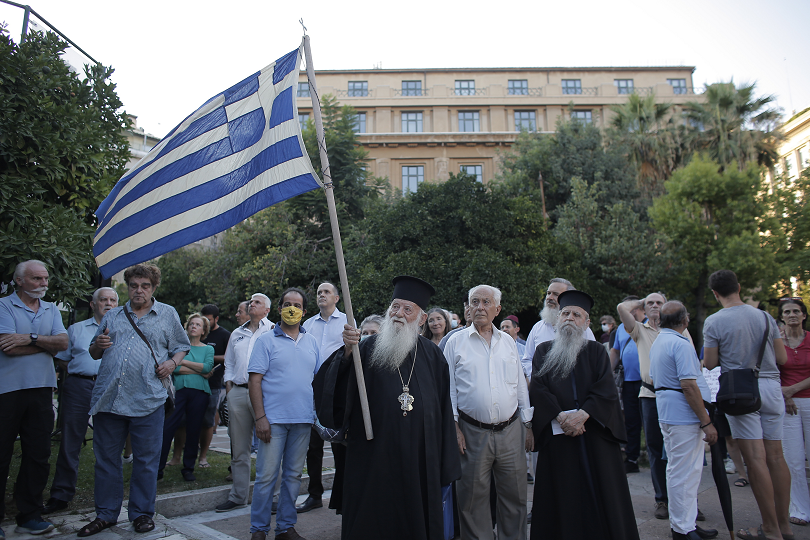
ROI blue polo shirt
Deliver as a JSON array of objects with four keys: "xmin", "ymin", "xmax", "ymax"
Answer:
[
  {"xmin": 650, "ymin": 328, "xmax": 710, "ymax": 425},
  {"xmin": 247, "ymin": 323, "xmax": 321, "ymax": 424},
  {"xmin": 0, "ymin": 292, "xmax": 66, "ymax": 394},
  {"xmin": 56, "ymin": 318, "xmax": 102, "ymax": 377}
]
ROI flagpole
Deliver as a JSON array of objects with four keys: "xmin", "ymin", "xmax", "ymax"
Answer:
[{"xmin": 303, "ymin": 35, "xmax": 373, "ymax": 440}]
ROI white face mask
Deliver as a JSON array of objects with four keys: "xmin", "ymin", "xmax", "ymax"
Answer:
[
  {"xmin": 450, "ymin": 319, "xmax": 458, "ymax": 329},
  {"xmin": 601, "ymin": 324, "xmax": 610, "ymax": 332}
]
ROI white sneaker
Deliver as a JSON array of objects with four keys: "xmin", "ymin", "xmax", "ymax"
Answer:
[
  {"xmin": 123, "ymin": 454, "xmax": 133, "ymax": 464},
  {"xmin": 724, "ymin": 459, "xmax": 736, "ymax": 474}
]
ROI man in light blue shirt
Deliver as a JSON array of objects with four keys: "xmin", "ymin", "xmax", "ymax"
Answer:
[
  {"xmin": 650, "ymin": 301, "xmax": 717, "ymax": 540},
  {"xmin": 248, "ymin": 288, "xmax": 321, "ymax": 540},
  {"xmin": 299, "ymin": 282, "xmax": 346, "ymax": 513},
  {"xmin": 43, "ymin": 288, "xmax": 119, "ymax": 515},
  {"xmin": 0, "ymin": 260, "xmax": 68, "ymax": 536}
]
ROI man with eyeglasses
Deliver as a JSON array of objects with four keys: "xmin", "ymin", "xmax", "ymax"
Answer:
[
  {"xmin": 444, "ymin": 284, "xmax": 533, "ymax": 540},
  {"xmin": 315, "ymin": 276, "xmax": 460, "ymax": 540}
]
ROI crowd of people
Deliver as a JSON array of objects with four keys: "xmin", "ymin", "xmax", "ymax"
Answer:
[{"xmin": 0, "ymin": 259, "xmax": 808, "ymax": 540}]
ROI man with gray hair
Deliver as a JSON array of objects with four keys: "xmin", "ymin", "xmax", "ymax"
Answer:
[
  {"xmin": 521, "ymin": 278, "xmax": 595, "ymax": 379},
  {"xmin": 217, "ymin": 293, "xmax": 274, "ymax": 512},
  {"xmin": 445, "ymin": 284, "xmax": 533, "ymax": 540},
  {"xmin": 0, "ymin": 260, "xmax": 68, "ymax": 535},
  {"xmin": 43, "ymin": 288, "xmax": 119, "ymax": 515}
]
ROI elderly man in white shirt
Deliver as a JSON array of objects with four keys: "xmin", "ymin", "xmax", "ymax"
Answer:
[
  {"xmin": 444, "ymin": 284, "xmax": 534, "ymax": 540},
  {"xmin": 216, "ymin": 293, "xmax": 274, "ymax": 512}
]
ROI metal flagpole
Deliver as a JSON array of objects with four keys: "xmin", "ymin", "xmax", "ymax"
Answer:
[{"xmin": 302, "ymin": 34, "xmax": 374, "ymax": 440}]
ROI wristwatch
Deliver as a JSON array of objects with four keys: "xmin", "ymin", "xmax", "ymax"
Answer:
[
  {"xmin": 523, "ymin": 421, "xmax": 533, "ymax": 428},
  {"xmin": 30, "ymin": 333, "xmax": 38, "ymax": 345}
]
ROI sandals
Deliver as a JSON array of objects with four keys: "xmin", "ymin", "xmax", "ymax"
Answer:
[
  {"xmin": 198, "ymin": 460, "xmax": 211, "ymax": 468},
  {"xmin": 133, "ymin": 515, "xmax": 155, "ymax": 533},
  {"xmin": 77, "ymin": 518, "xmax": 117, "ymax": 537},
  {"xmin": 736, "ymin": 525, "xmax": 788, "ymax": 540},
  {"xmin": 735, "ymin": 477, "xmax": 750, "ymax": 487},
  {"xmin": 790, "ymin": 516, "xmax": 808, "ymax": 526}
]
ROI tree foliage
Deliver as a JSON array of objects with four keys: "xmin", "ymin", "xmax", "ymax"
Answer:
[{"xmin": 0, "ymin": 27, "xmax": 130, "ymax": 304}]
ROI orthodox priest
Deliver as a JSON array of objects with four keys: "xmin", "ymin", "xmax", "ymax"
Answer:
[
  {"xmin": 314, "ymin": 276, "xmax": 460, "ymax": 540},
  {"xmin": 530, "ymin": 290, "xmax": 639, "ymax": 540}
]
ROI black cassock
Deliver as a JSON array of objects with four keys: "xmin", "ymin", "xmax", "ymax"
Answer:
[
  {"xmin": 530, "ymin": 340, "xmax": 640, "ymax": 540},
  {"xmin": 314, "ymin": 334, "xmax": 461, "ymax": 540}
]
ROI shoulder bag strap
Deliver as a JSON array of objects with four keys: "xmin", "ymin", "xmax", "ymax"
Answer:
[
  {"xmin": 123, "ymin": 305, "xmax": 160, "ymax": 368},
  {"xmin": 753, "ymin": 310, "xmax": 770, "ymax": 373}
]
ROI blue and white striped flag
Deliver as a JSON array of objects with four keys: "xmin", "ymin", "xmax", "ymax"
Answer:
[{"xmin": 93, "ymin": 43, "xmax": 322, "ymax": 278}]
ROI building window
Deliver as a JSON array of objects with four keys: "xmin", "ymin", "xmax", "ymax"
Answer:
[
  {"xmin": 352, "ymin": 112, "xmax": 366, "ymax": 134},
  {"xmin": 402, "ymin": 112, "xmax": 423, "ymax": 133},
  {"xmin": 508, "ymin": 80, "xmax": 528, "ymax": 95},
  {"xmin": 297, "ymin": 82, "xmax": 310, "ymax": 98},
  {"xmin": 571, "ymin": 110, "xmax": 592, "ymax": 124},
  {"xmin": 348, "ymin": 81, "xmax": 368, "ymax": 97},
  {"xmin": 614, "ymin": 79, "xmax": 633, "ymax": 94},
  {"xmin": 460, "ymin": 165, "xmax": 483, "ymax": 182},
  {"xmin": 298, "ymin": 114, "xmax": 309, "ymax": 131},
  {"xmin": 561, "ymin": 79, "xmax": 582, "ymax": 95},
  {"xmin": 458, "ymin": 111, "xmax": 480, "ymax": 132},
  {"xmin": 798, "ymin": 146, "xmax": 808, "ymax": 171},
  {"xmin": 668, "ymin": 79, "xmax": 687, "ymax": 95},
  {"xmin": 402, "ymin": 166, "xmax": 424, "ymax": 194},
  {"xmin": 402, "ymin": 80, "xmax": 422, "ymax": 96},
  {"xmin": 455, "ymin": 80, "xmax": 475, "ymax": 96},
  {"xmin": 514, "ymin": 111, "xmax": 536, "ymax": 131}
]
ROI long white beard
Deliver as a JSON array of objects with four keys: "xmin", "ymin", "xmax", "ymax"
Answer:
[
  {"xmin": 540, "ymin": 305, "xmax": 559, "ymax": 326},
  {"xmin": 536, "ymin": 320, "xmax": 586, "ymax": 380},
  {"xmin": 26, "ymin": 287, "xmax": 48, "ymax": 299},
  {"xmin": 369, "ymin": 314, "xmax": 421, "ymax": 371}
]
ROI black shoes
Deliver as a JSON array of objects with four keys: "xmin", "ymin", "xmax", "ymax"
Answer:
[
  {"xmin": 671, "ymin": 529, "xmax": 703, "ymax": 540},
  {"xmin": 215, "ymin": 500, "xmax": 247, "ymax": 512},
  {"xmin": 624, "ymin": 460, "xmax": 640, "ymax": 473},
  {"xmin": 42, "ymin": 498, "xmax": 68, "ymax": 515},
  {"xmin": 182, "ymin": 469, "xmax": 196, "ymax": 482},
  {"xmin": 695, "ymin": 525, "xmax": 719, "ymax": 539},
  {"xmin": 295, "ymin": 496, "xmax": 322, "ymax": 513}
]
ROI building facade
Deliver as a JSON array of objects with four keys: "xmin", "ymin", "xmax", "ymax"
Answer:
[
  {"xmin": 297, "ymin": 66, "xmax": 698, "ymax": 192},
  {"xmin": 775, "ymin": 107, "xmax": 810, "ymax": 180}
]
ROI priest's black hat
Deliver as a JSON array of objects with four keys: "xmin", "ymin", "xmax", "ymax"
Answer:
[
  {"xmin": 557, "ymin": 290, "xmax": 594, "ymax": 315},
  {"xmin": 391, "ymin": 276, "xmax": 435, "ymax": 311}
]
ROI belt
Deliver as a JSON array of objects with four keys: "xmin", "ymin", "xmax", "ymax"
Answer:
[
  {"xmin": 71, "ymin": 374, "xmax": 97, "ymax": 381},
  {"xmin": 235, "ymin": 383, "xmax": 249, "ymax": 388},
  {"xmin": 458, "ymin": 409, "xmax": 519, "ymax": 431}
]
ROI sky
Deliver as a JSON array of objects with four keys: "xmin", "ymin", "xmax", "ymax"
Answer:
[{"xmin": 2, "ymin": 0, "xmax": 808, "ymax": 139}]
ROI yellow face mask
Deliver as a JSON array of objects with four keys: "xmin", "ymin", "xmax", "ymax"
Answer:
[{"xmin": 281, "ymin": 306, "xmax": 303, "ymax": 326}]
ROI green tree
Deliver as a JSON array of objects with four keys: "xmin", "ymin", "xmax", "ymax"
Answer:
[
  {"xmin": 649, "ymin": 155, "xmax": 784, "ymax": 347},
  {"xmin": 0, "ymin": 26, "xmax": 131, "ymax": 304},
  {"xmin": 349, "ymin": 173, "xmax": 586, "ymax": 319},
  {"xmin": 771, "ymin": 166, "xmax": 810, "ymax": 299},
  {"xmin": 682, "ymin": 81, "xmax": 782, "ymax": 172}
]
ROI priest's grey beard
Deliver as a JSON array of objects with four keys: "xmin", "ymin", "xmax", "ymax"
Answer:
[
  {"xmin": 370, "ymin": 314, "xmax": 421, "ymax": 371},
  {"xmin": 536, "ymin": 320, "xmax": 586, "ymax": 380},
  {"xmin": 540, "ymin": 305, "xmax": 559, "ymax": 326}
]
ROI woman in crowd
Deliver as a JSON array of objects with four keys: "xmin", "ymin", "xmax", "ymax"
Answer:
[
  {"xmin": 778, "ymin": 297, "xmax": 810, "ymax": 526},
  {"xmin": 422, "ymin": 307, "xmax": 450, "ymax": 347},
  {"xmin": 360, "ymin": 314, "xmax": 384, "ymax": 339},
  {"xmin": 157, "ymin": 313, "xmax": 214, "ymax": 482}
]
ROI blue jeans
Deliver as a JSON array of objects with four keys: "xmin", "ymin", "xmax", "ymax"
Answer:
[
  {"xmin": 51, "ymin": 376, "xmax": 94, "ymax": 502},
  {"xmin": 93, "ymin": 407, "xmax": 164, "ymax": 522},
  {"xmin": 250, "ymin": 423, "xmax": 310, "ymax": 534},
  {"xmin": 640, "ymin": 397, "xmax": 668, "ymax": 503}
]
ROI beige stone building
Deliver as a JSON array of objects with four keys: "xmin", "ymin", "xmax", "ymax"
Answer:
[
  {"xmin": 775, "ymin": 106, "xmax": 810, "ymax": 179},
  {"xmin": 297, "ymin": 66, "xmax": 698, "ymax": 192}
]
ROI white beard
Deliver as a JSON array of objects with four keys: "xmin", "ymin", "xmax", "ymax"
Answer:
[
  {"xmin": 536, "ymin": 320, "xmax": 586, "ymax": 380},
  {"xmin": 369, "ymin": 314, "xmax": 421, "ymax": 371},
  {"xmin": 540, "ymin": 305, "xmax": 559, "ymax": 326},
  {"xmin": 26, "ymin": 287, "xmax": 48, "ymax": 299}
]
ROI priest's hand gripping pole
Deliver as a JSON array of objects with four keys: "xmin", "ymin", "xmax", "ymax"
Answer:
[{"xmin": 303, "ymin": 35, "xmax": 373, "ymax": 440}]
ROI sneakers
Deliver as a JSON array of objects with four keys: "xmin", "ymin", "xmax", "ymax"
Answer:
[
  {"xmin": 724, "ymin": 458, "xmax": 736, "ymax": 474},
  {"xmin": 123, "ymin": 454, "xmax": 134, "ymax": 464},
  {"xmin": 15, "ymin": 519, "xmax": 55, "ymax": 535},
  {"xmin": 624, "ymin": 460, "xmax": 640, "ymax": 474},
  {"xmin": 275, "ymin": 528, "xmax": 306, "ymax": 540},
  {"xmin": 527, "ymin": 473, "xmax": 534, "ymax": 484},
  {"xmin": 654, "ymin": 501, "xmax": 669, "ymax": 519},
  {"xmin": 216, "ymin": 500, "xmax": 247, "ymax": 512}
]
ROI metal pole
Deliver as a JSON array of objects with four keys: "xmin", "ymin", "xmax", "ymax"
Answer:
[
  {"xmin": 303, "ymin": 35, "xmax": 373, "ymax": 440},
  {"xmin": 20, "ymin": 4, "xmax": 29, "ymax": 43}
]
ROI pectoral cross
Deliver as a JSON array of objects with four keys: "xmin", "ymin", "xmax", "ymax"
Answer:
[{"xmin": 398, "ymin": 386, "xmax": 415, "ymax": 416}]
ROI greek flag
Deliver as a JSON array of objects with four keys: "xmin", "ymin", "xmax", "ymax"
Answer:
[{"xmin": 93, "ymin": 43, "xmax": 321, "ymax": 278}]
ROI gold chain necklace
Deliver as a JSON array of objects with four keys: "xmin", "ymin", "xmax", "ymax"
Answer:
[{"xmin": 397, "ymin": 341, "xmax": 417, "ymax": 416}]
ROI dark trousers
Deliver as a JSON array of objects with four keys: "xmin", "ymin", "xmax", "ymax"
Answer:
[
  {"xmin": 640, "ymin": 396, "xmax": 668, "ymax": 503},
  {"xmin": 0, "ymin": 388, "xmax": 53, "ymax": 524},
  {"xmin": 50, "ymin": 376, "xmax": 94, "ymax": 502},
  {"xmin": 306, "ymin": 427, "xmax": 324, "ymax": 498},
  {"xmin": 622, "ymin": 380, "xmax": 643, "ymax": 463},
  {"xmin": 159, "ymin": 388, "xmax": 209, "ymax": 474}
]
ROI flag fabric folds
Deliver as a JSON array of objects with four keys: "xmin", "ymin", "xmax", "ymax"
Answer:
[{"xmin": 93, "ymin": 42, "xmax": 322, "ymax": 278}]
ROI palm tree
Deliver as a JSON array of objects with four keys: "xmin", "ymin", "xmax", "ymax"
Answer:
[{"xmin": 682, "ymin": 81, "xmax": 782, "ymax": 172}]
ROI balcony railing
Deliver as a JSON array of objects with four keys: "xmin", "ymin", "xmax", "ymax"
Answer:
[
  {"xmin": 508, "ymin": 88, "xmax": 543, "ymax": 97},
  {"xmin": 334, "ymin": 89, "xmax": 374, "ymax": 98},
  {"xmin": 454, "ymin": 88, "xmax": 488, "ymax": 96},
  {"xmin": 393, "ymin": 88, "xmax": 430, "ymax": 97}
]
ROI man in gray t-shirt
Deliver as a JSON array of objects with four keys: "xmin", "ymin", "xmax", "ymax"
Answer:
[{"xmin": 703, "ymin": 270, "xmax": 790, "ymax": 540}]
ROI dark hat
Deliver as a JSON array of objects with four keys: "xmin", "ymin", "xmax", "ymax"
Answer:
[
  {"xmin": 505, "ymin": 315, "xmax": 520, "ymax": 325},
  {"xmin": 558, "ymin": 290, "xmax": 594, "ymax": 315},
  {"xmin": 391, "ymin": 276, "xmax": 435, "ymax": 311}
]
